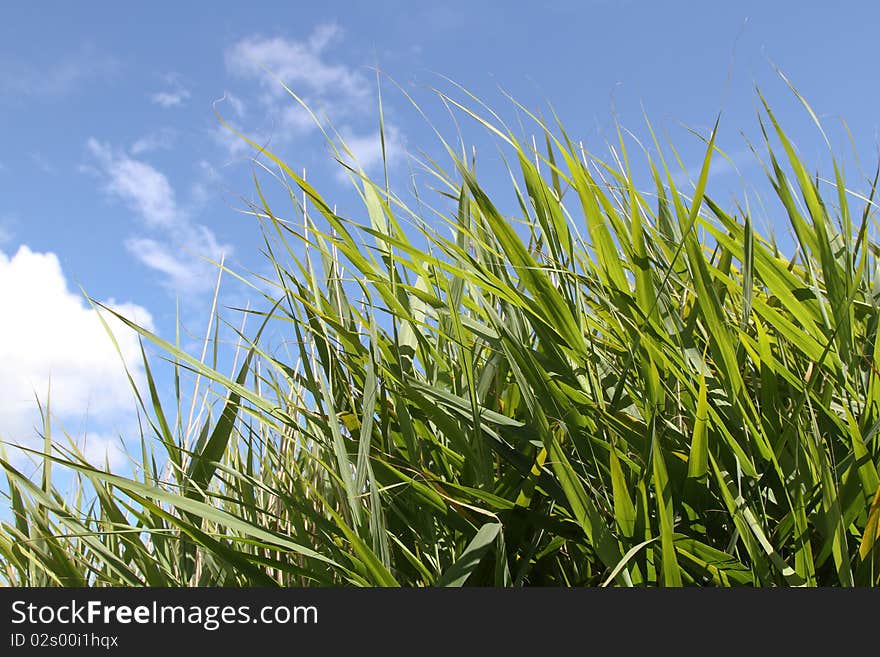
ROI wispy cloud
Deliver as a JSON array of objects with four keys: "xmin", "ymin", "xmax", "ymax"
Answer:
[
  {"xmin": 151, "ymin": 90, "xmax": 190, "ymax": 108},
  {"xmin": 150, "ymin": 72, "xmax": 191, "ymax": 108},
  {"xmin": 222, "ymin": 91, "xmax": 246, "ymax": 118},
  {"xmin": 0, "ymin": 213, "xmax": 17, "ymax": 245},
  {"xmin": 85, "ymin": 140, "xmax": 232, "ymax": 293},
  {"xmin": 29, "ymin": 152, "xmax": 55, "ymax": 174},
  {"xmin": 130, "ymin": 128, "xmax": 177, "ymax": 155},
  {"xmin": 87, "ymin": 138, "xmax": 181, "ymax": 228},
  {"xmin": 336, "ymin": 124, "xmax": 406, "ymax": 180},
  {"xmin": 226, "ymin": 25, "xmax": 370, "ymax": 105},
  {"xmin": 0, "ymin": 45, "xmax": 119, "ymax": 102},
  {"xmin": 221, "ymin": 24, "xmax": 406, "ymax": 179},
  {"xmin": 673, "ymin": 147, "xmax": 756, "ymax": 187},
  {"xmin": 125, "ymin": 223, "xmax": 228, "ymax": 294},
  {"xmin": 78, "ymin": 432, "xmax": 128, "ymax": 471}
]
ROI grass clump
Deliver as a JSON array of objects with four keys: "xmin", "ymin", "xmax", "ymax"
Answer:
[{"xmin": 2, "ymin": 79, "xmax": 880, "ymax": 587}]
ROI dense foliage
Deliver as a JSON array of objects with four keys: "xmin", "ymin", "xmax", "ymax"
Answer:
[{"xmin": 3, "ymin": 84, "xmax": 880, "ymax": 586}]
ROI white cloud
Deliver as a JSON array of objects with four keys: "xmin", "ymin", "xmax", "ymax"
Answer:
[
  {"xmin": 211, "ymin": 103, "xmax": 314, "ymax": 157},
  {"xmin": 226, "ymin": 25, "xmax": 369, "ymax": 103},
  {"xmin": 78, "ymin": 432, "xmax": 129, "ymax": 471},
  {"xmin": 279, "ymin": 104, "xmax": 317, "ymax": 136},
  {"xmin": 150, "ymin": 73, "xmax": 191, "ymax": 108},
  {"xmin": 0, "ymin": 245, "xmax": 153, "ymax": 466},
  {"xmin": 151, "ymin": 90, "xmax": 190, "ymax": 108},
  {"xmin": 209, "ymin": 93, "xmax": 250, "ymax": 154},
  {"xmin": 222, "ymin": 25, "xmax": 407, "ymax": 181},
  {"xmin": 212, "ymin": 124, "xmax": 267, "ymax": 157},
  {"xmin": 673, "ymin": 147, "xmax": 755, "ymax": 186},
  {"xmin": 86, "ymin": 140, "xmax": 233, "ymax": 293},
  {"xmin": 125, "ymin": 224, "xmax": 227, "ymax": 294},
  {"xmin": 337, "ymin": 124, "xmax": 406, "ymax": 177},
  {"xmin": 29, "ymin": 152, "xmax": 55, "ymax": 174},
  {"xmin": 87, "ymin": 138, "xmax": 181, "ymax": 228},
  {"xmin": 125, "ymin": 237, "xmax": 196, "ymax": 285}
]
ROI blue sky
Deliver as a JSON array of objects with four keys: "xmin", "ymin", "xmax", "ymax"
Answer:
[{"xmin": 2, "ymin": 0, "xmax": 879, "ymax": 469}]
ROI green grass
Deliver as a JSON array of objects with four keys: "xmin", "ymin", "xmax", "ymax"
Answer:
[{"xmin": 2, "ymin": 78, "xmax": 880, "ymax": 587}]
